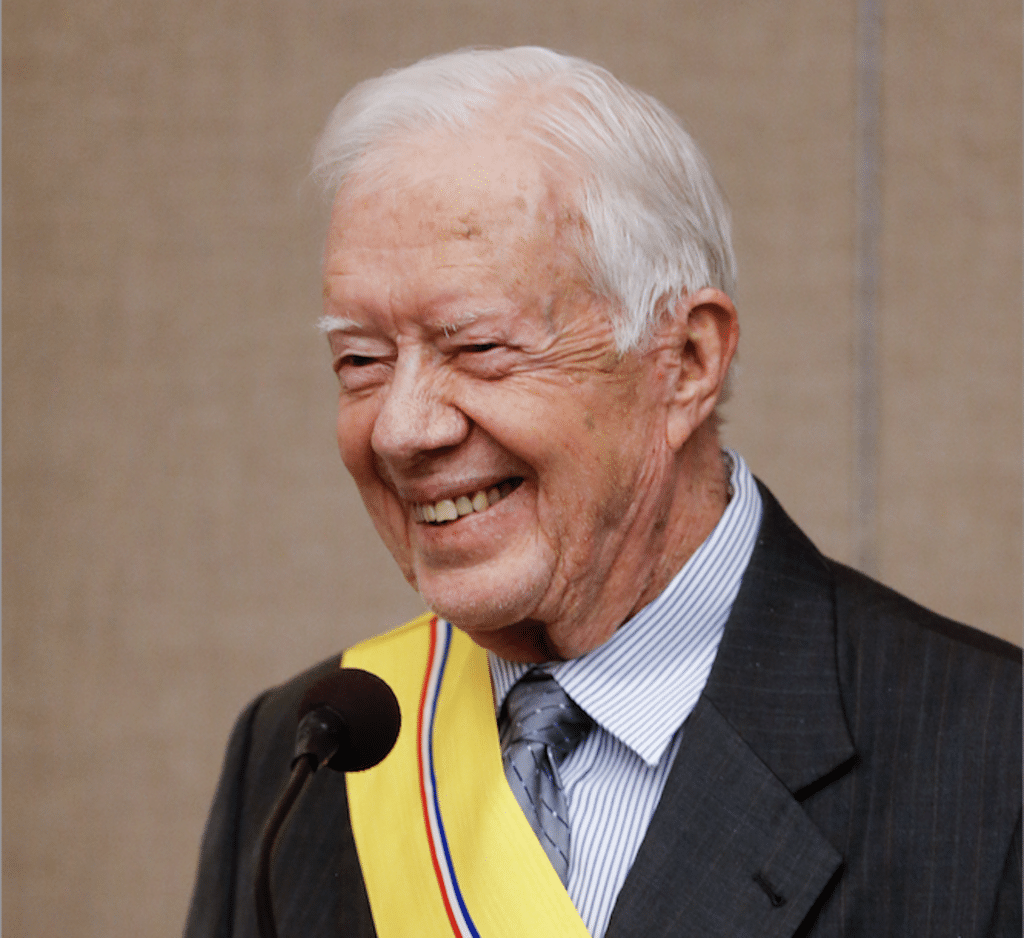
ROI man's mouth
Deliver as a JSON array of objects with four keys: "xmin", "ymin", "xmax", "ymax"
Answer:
[{"xmin": 412, "ymin": 478, "xmax": 523, "ymax": 524}]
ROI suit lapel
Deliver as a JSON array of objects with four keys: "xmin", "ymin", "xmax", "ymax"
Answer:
[
  {"xmin": 701, "ymin": 484, "xmax": 855, "ymax": 794},
  {"xmin": 605, "ymin": 697, "xmax": 842, "ymax": 938},
  {"xmin": 606, "ymin": 484, "xmax": 854, "ymax": 938}
]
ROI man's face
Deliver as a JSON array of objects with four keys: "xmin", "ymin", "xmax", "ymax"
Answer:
[{"xmin": 322, "ymin": 133, "xmax": 687, "ymax": 661}]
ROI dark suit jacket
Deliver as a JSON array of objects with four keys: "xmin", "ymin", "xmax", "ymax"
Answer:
[{"xmin": 185, "ymin": 485, "xmax": 1022, "ymax": 937}]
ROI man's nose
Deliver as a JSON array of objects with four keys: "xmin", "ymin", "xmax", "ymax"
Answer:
[{"xmin": 370, "ymin": 356, "xmax": 469, "ymax": 463}]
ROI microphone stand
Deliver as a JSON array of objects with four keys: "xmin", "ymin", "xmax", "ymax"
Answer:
[
  {"xmin": 252, "ymin": 668, "xmax": 400, "ymax": 938},
  {"xmin": 254, "ymin": 756, "xmax": 314, "ymax": 938}
]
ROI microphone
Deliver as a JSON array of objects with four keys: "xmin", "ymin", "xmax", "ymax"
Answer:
[
  {"xmin": 294, "ymin": 667, "xmax": 402, "ymax": 772},
  {"xmin": 255, "ymin": 668, "xmax": 401, "ymax": 938}
]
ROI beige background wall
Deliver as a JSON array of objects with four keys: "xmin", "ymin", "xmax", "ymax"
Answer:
[{"xmin": 4, "ymin": 2, "xmax": 1020, "ymax": 935}]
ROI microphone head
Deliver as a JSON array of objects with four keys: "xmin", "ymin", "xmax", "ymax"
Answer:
[{"xmin": 297, "ymin": 668, "xmax": 401, "ymax": 772}]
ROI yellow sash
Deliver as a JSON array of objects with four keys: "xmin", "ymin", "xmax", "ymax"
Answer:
[{"xmin": 343, "ymin": 613, "xmax": 591, "ymax": 938}]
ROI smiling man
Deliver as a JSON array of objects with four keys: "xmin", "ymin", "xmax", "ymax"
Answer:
[
  {"xmin": 185, "ymin": 48, "xmax": 1021, "ymax": 938},
  {"xmin": 320, "ymin": 120, "xmax": 734, "ymax": 664}
]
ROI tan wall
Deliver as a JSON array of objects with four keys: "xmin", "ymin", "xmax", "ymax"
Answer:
[{"xmin": 4, "ymin": 2, "xmax": 1020, "ymax": 935}]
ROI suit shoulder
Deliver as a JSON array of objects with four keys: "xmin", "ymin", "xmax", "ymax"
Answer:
[
  {"xmin": 255, "ymin": 653, "xmax": 345, "ymax": 715},
  {"xmin": 829, "ymin": 559, "xmax": 1021, "ymax": 666},
  {"xmin": 238, "ymin": 613, "xmax": 432, "ymax": 756},
  {"xmin": 828, "ymin": 560, "xmax": 1021, "ymax": 769},
  {"xmin": 240, "ymin": 655, "xmax": 345, "ymax": 762},
  {"xmin": 240, "ymin": 611, "xmax": 432, "ymax": 751}
]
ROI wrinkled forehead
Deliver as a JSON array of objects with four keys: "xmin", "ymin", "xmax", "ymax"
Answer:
[
  {"xmin": 320, "ymin": 126, "xmax": 610, "ymax": 343},
  {"xmin": 328, "ymin": 120, "xmax": 586, "ymax": 248}
]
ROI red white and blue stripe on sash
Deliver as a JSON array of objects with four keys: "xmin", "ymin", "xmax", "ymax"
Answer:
[{"xmin": 416, "ymin": 617, "xmax": 482, "ymax": 938}]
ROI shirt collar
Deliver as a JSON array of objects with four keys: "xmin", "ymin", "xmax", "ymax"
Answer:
[{"xmin": 488, "ymin": 449, "xmax": 763, "ymax": 766}]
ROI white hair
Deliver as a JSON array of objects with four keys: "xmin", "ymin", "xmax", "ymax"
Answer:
[{"xmin": 312, "ymin": 46, "xmax": 736, "ymax": 352}]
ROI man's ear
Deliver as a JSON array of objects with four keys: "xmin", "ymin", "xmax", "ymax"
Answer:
[{"xmin": 661, "ymin": 287, "xmax": 739, "ymax": 451}]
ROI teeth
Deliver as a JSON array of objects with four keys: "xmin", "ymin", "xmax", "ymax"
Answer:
[
  {"xmin": 435, "ymin": 499, "xmax": 458, "ymax": 522},
  {"xmin": 414, "ymin": 482, "xmax": 518, "ymax": 524}
]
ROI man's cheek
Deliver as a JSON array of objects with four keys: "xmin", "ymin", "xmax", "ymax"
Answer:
[
  {"xmin": 337, "ymin": 431, "xmax": 381, "ymax": 489},
  {"xmin": 367, "ymin": 496, "xmax": 416, "ymax": 580}
]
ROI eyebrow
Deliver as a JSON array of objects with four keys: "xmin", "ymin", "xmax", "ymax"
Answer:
[
  {"xmin": 316, "ymin": 315, "xmax": 362, "ymax": 335},
  {"xmin": 439, "ymin": 312, "xmax": 480, "ymax": 337},
  {"xmin": 316, "ymin": 311, "xmax": 491, "ymax": 337}
]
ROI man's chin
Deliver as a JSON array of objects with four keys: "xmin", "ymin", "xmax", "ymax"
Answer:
[
  {"xmin": 419, "ymin": 593, "xmax": 518, "ymax": 635},
  {"xmin": 414, "ymin": 554, "xmax": 548, "ymax": 624},
  {"xmin": 417, "ymin": 581, "xmax": 549, "ymax": 656}
]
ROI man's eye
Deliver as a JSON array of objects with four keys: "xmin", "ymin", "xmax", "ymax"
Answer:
[
  {"xmin": 455, "ymin": 342, "xmax": 517, "ymax": 379},
  {"xmin": 338, "ymin": 354, "xmax": 379, "ymax": 368},
  {"xmin": 333, "ymin": 354, "xmax": 389, "ymax": 392}
]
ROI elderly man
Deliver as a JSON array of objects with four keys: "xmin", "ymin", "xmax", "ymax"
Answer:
[{"xmin": 185, "ymin": 48, "xmax": 1021, "ymax": 938}]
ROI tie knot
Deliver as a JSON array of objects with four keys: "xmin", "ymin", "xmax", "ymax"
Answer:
[{"xmin": 501, "ymin": 671, "xmax": 592, "ymax": 763}]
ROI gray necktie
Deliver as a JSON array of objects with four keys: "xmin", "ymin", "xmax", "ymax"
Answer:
[{"xmin": 500, "ymin": 671, "xmax": 592, "ymax": 883}]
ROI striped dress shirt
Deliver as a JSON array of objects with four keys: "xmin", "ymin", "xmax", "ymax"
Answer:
[{"xmin": 489, "ymin": 449, "xmax": 763, "ymax": 938}]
